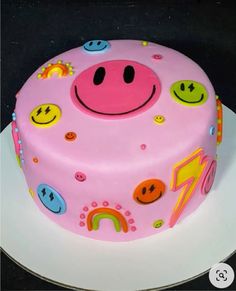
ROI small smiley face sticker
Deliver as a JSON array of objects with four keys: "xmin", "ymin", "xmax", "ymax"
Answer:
[
  {"xmin": 153, "ymin": 219, "xmax": 164, "ymax": 228},
  {"xmin": 30, "ymin": 104, "xmax": 61, "ymax": 128},
  {"xmin": 37, "ymin": 184, "xmax": 66, "ymax": 214},
  {"xmin": 83, "ymin": 40, "xmax": 110, "ymax": 53},
  {"xmin": 133, "ymin": 179, "xmax": 166, "ymax": 204},
  {"xmin": 153, "ymin": 115, "xmax": 165, "ymax": 124},
  {"xmin": 170, "ymin": 80, "xmax": 208, "ymax": 106},
  {"xmin": 65, "ymin": 132, "xmax": 77, "ymax": 141}
]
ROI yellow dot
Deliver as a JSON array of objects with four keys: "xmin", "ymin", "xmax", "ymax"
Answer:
[
  {"xmin": 69, "ymin": 67, "xmax": 73, "ymax": 71},
  {"xmin": 66, "ymin": 62, "xmax": 70, "ymax": 66},
  {"xmin": 217, "ymin": 132, "xmax": 221, "ymax": 136},
  {"xmin": 29, "ymin": 188, "xmax": 35, "ymax": 198},
  {"xmin": 217, "ymin": 106, "xmax": 220, "ymax": 110},
  {"xmin": 216, "ymin": 95, "xmax": 219, "ymax": 100},
  {"xmin": 37, "ymin": 73, "xmax": 42, "ymax": 79},
  {"xmin": 41, "ymin": 67, "xmax": 45, "ymax": 72},
  {"xmin": 217, "ymin": 119, "xmax": 222, "ymax": 124},
  {"xmin": 142, "ymin": 40, "xmax": 148, "ymax": 46},
  {"xmin": 48, "ymin": 63, "xmax": 52, "ymax": 67},
  {"xmin": 57, "ymin": 60, "xmax": 62, "ymax": 64},
  {"xmin": 153, "ymin": 115, "xmax": 165, "ymax": 124},
  {"xmin": 69, "ymin": 71, "xmax": 74, "ymax": 75}
]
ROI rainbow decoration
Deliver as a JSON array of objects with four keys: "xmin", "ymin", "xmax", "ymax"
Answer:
[
  {"xmin": 87, "ymin": 207, "xmax": 128, "ymax": 233},
  {"xmin": 37, "ymin": 60, "xmax": 74, "ymax": 79},
  {"xmin": 216, "ymin": 96, "xmax": 223, "ymax": 145}
]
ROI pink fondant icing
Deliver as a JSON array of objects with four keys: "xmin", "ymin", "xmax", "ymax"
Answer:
[{"xmin": 14, "ymin": 40, "xmax": 218, "ymax": 241}]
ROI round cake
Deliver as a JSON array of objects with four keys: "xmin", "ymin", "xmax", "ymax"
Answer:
[{"xmin": 12, "ymin": 40, "xmax": 222, "ymax": 241}]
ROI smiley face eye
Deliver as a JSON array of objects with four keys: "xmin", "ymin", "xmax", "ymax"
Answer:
[
  {"xmin": 180, "ymin": 83, "xmax": 185, "ymax": 91},
  {"xmin": 142, "ymin": 187, "xmax": 146, "ymax": 195},
  {"xmin": 149, "ymin": 184, "xmax": 155, "ymax": 192},
  {"xmin": 123, "ymin": 65, "xmax": 135, "ymax": 83},
  {"xmin": 42, "ymin": 188, "xmax": 46, "ymax": 196},
  {"xmin": 36, "ymin": 107, "xmax": 42, "ymax": 116},
  {"xmin": 89, "ymin": 41, "xmax": 93, "ymax": 46},
  {"xmin": 93, "ymin": 67, "xmax": 106, "ymax": 85},
  {"xmin": 49, "ymin": 193, "xmax": 54, "ymax": 201},
  {"xmin": 97, "ymin": 41, "xmax": 101, "ymax": 45},
  {"xmin": 188, "ymin": 83, "xmax": 195, "ymax": 92},
  {"xmin": 45, "ymin": 106, "xmax": 51, "ymax": 114}
]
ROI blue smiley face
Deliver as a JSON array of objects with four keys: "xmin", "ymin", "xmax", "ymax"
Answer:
[
  {"xmin": 37, "ymin": 184, "xmax": 66, "ymax": 215},
  {"xmin": 83, "ymin": 40, "xmax": 110, "ymax": 53}
]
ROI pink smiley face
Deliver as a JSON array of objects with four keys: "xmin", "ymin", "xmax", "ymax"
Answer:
[{"xmin": 71, "ymin": 60, "xmax": 161, "ymax": 118}]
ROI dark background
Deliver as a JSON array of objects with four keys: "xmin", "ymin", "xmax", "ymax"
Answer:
[{"xmin": 1, "ymin": 0, "xmax": 236, "ymax": 290}]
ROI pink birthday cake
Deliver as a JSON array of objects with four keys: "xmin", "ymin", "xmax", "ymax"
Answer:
[{"xmin": 12, "ymin": 40, "xmax": 223, "ymax": 241}]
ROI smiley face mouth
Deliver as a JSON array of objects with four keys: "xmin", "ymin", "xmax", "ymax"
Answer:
[
  {"xmin": 38, "ymin": 195, "xmax": 62, "ymax": 213},
  {"xmin": 173, "ymin": 91, "xmax": 204, "ymax": 104},
  {"xmin": 31, "ymin": 116, "xmax": 57, "ymax": 125},
  {"xmin": 74, "ymin": 84, "xmax": 156, "ymax": 115},
  {"xmin": 136, "ymin": 192, "xmax": 162, "ymax": 204},
  {"xmin": 84, "ymin": 45, "xmax": 107, "ymax": 52}
]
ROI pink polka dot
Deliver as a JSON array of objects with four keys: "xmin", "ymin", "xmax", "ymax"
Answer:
[
  {"xmin": 125, "ymin": 211, "xmax": 131, "ymax": 216},
  {"xmin": 152, "ymin": 54, "xmax": 163, "ymax": 60},
  {"xmin": 115, "ymin": 204, "xmax": 122, "ymax": 210},
  {"xmin": 128, "ymin": 219, "xmax": 134, "ymax": 224},
  {"xmin": 80, "ymin": 213, "xmax": 85, "ymax": 219},
  {"xmin": 131, "ymin": 226, "xmax": 136, "ymax": 232},
  {"xmin": 102, "ymin": 201, "xmax": 109, "ymax": 207},
  {"xmin": 140, "ymin": 144, "xmax": 147, "ymax": 150},
  {"xmin": 79, "ymin": 221, "xmax": 85, "ymax": 227},
  {"xmin": 83, "ymin": 206, "xmax": 89, "ymax": 212},
  {"xmin": 91, "ymin": 201, "xmax": 98, "ymax": 207}
]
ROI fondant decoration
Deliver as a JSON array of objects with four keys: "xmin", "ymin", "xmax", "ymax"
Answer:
[
  {"xmin": 13, "ymin": 40, "xmax": 219, "ymax": 241},
  {"xmin": 209, "ymin": 125, "xmax": 215, "ymax": 136},
  {"xmin": 65, "ymin": 131, "xmax": 77, "ymax": 141},
  {"xmin": 33, "ymin": 157, "xmax": 38, "ymax": 163},
  {"xmin": 83, "ymin": 40, "xmax": 110, "ymax": 53},
  {"xmin": 37, "ymin": 60, "xmax": 73, "ymax": 79},
  {"xmin": 16, "ymin": 155, "xmax": 21, "ymax": 167},
  {"xmin": 87, "ymin": 208, "xmax": 128, "ymax": 233},
  {"xmin": 12, "ymin": 112, "xmax": 16, "ymax": 121},
  {"xmin": 153, "ymin": 219, "xmax": 164, "ymax": 228},
  {"xmin": 153, "ymin": 115, "xmax": 165, "ymax": 124},
  {"xmin": 102, "ymin": 201, "xmax": 109, "ymax": 207},
  {"xmin": 71, "ymin": 60, "xmax": 161, "ymax": 119},
  {"xmin": 169, "ymin": 148, "xmax": 210, "ymax": 227},
  {"xmin": 92, "ymin": 201, "xmax": 98, "ymax": 207},
  {"xmin": 11, "ymin": 121, "xmax": 20, "ymax": 155},
  {"xmin": 30, "ymin": 104, "xmax": 61, "ymax": 128},
  {"xmin": 201, "ymin": 160, "xmax": 217, "ymax": 194},
  {"xmin": 140, "ymin": 144, "xmax": 147, "ymax": 150},
  {"xmin": 141, "ymin": 41, "xmax": 148, "ymax": 46},
  {"xmin": 75, "ymin": 171, "xmax": 86, "ymax": 182},
  {"xmin": 133, "ymin": 179, "xmax": 165, "ymax": 204},
  {"xmin": 29, "ymin": 188, "xmax": 35, "ymax": 198},
  {"xmin": 170, "ymin": 80, "xmax": 208, "ymax": 106},
  {"xmin": 152, "ymin": 54, "xmax": 163, "ymax": 60},
  {"xmin": 216, "ymin": 97, "xmax": 223, "ymax": 144},
  {"xmin": 37, "ymin": 184, "xmax": 66, "ymax": 214}
]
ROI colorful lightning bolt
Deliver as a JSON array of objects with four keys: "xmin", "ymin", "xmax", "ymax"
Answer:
[{"xmin": 169, "ymin": 148, "xmax": 210, "ymax": 227}]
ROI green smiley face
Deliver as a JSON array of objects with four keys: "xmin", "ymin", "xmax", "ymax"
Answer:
[{"xmin": 170, "ymin": 80, "xmax": 208, "ymax": 106}]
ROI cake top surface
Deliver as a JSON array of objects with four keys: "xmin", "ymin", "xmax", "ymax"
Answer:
[{"xmin": 15, "ymin": 40, "xmax": 216, "ymax": 166}]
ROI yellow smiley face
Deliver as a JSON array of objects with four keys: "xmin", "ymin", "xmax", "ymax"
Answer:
[
  {"xmin": 170, "ymin": 80, "xmax": 208, "ymax": 106},
  {"xmin": 30, "ymin": 104, "xmax": 61, "ymax": 128}
]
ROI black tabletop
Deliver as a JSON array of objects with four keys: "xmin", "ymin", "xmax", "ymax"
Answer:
[{"xmin": 1, "ymin": 0, "xmax": 236, "ymax": 290}]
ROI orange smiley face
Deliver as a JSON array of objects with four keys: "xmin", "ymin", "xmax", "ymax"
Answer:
[
  {"xmin": 65, "ymin": 132, "xmax": 77, "ymax": 141},
  {"xmin": 133, "ymin": 179, "xmax": 166, "ymax": 205}
]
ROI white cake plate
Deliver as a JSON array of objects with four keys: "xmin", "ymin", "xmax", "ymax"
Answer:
[{"xmin": 1, "ymin": 105, "xmax": 236, "ymax": 291}]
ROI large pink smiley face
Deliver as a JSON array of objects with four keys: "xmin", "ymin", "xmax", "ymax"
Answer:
[{"xmin": 71, "ymin": 60, "xmax": 161, "ymax": 118}]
